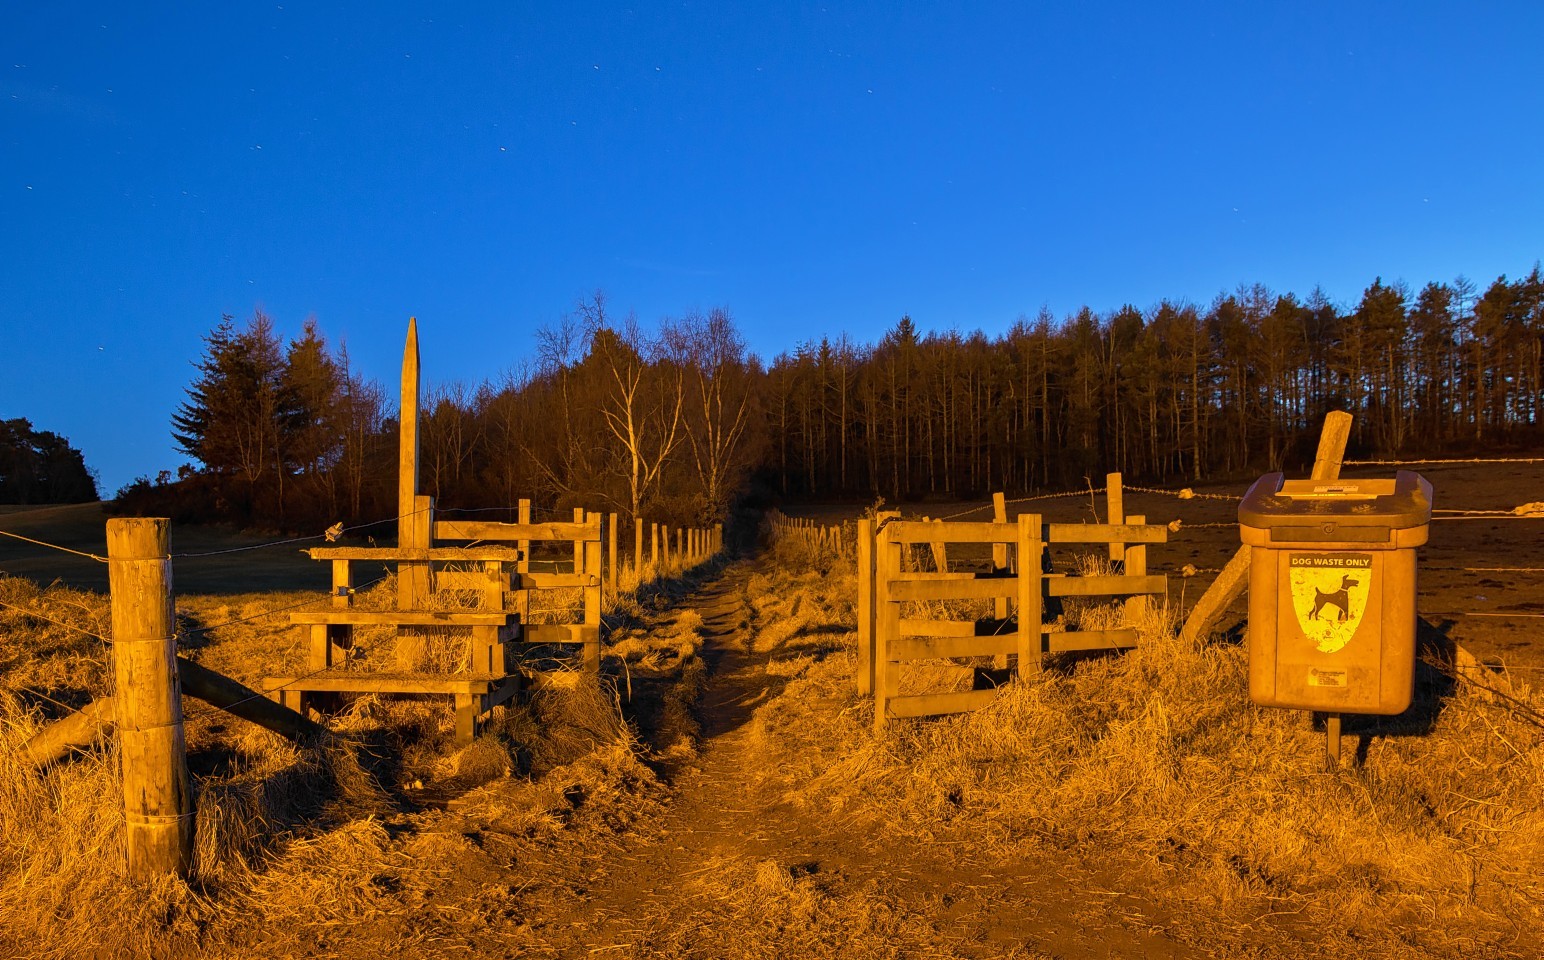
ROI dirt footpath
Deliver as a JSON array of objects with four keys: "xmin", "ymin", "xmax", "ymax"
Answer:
[{"xmin": 529, "ymin": 565, "xmax": 1194, "ymax": 960}]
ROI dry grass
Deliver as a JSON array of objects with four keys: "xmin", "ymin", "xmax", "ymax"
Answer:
[
  {"xmin": 0, "ymin": 571, "xmax": 664, "ymax": 959},
  {"xmin": 623, "ymin": 853, "xmax": 1051, "ymax": 959},
  {"xmin": 744, "ymin": 536, "xmax": 1544, "ymax": 958}
]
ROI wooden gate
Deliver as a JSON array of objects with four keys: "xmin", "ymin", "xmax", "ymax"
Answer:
[{"xmin": 858, "ymin": 505, "xmax": 1167, "ymax": 729}]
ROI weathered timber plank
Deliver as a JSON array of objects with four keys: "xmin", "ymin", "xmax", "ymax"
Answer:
[
  {"xmin": 885, "ymin": 689, "xmax": 999, "ymax": 719},
  {"xmin": 516, "ymin": 572, "xmax": 599, "ymax": 589},
  {"xmin": 1046, "ymin": 629, "xmax": 1140, "ymax": 652},
  {"xmin": 262, "ymin": 675, "xmax": 498, "ymax": 695},
  {"xmin": 887, "ymin": 578, "xmax": 1019, "ymax": 602},
  {"xmin": 1045, "ymin": 523, "xmax": 1167, "ymax": 544},
  {"xmin": 893, "ymin": 571, "xmax": 1005, "ymax": 581},
  {"xmin": 887, "ymin": 521, "xmax": 1018, "ymax": 544},
  {"xmin": 434, "ymin": 519, "xmax": 601, "ymax": 543},
  {"xmin": 180, "ymin": 658, "xmax": 324, "ymax": 740},
  {"xmin": 891, "ymin": 633, "xmax": 1017, "ymax": 660},
  {"xmin": 1044, "ymin": 574, "xmax": 1166, "ymax": 597},
  {"xmin": 522, "ymin": 623, "xmax": 601, "ymax": 644},
  {"xmin": 23, "ymin": 696, "xmax": 118, "ymax": 767},
  {"xmin": 306, "ymin": 546, "xmax": 525, "ymax": 561},
  {"xmin": 291, "ymin": 610, "xmax": 516, "ymax": 626},
  {"xmin": 897, "ymin": 617, "xmax": 1015, "ymax": 637}
]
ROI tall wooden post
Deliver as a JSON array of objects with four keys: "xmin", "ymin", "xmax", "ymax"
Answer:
[
  {"xmin": 573, "ymin": 507, "xmax": 585, "ymax": 572},
  {"xmin": 651, "ymin": 522, "xmax": 659, "ymax": 569},
  {"xmin": 106, "ymin": 518, "xmax": 194, "ymax": 879},
  {"xmin": 1106, "ymin": 472, "xmax": 1125, "ymax": 565},
  {"xmin": 397, "ymin": 318, "xmax": 429, "ymax": 611}
]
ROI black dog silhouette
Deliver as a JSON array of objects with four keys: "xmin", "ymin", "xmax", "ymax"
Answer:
[{"xmin": 1310, "ymin": 575, "xmax": 1359, "ymax": 621}]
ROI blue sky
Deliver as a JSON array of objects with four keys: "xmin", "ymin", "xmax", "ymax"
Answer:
[{"xmin": 3, "ymin": 2, "xmax": 1541, "ymax": 494}]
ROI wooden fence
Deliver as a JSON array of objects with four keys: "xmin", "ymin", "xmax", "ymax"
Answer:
[
  {"xmin": 765, "ymin": 511, "xmax": 854, "ymax": 559},
  {"xmin": 859, "ymin": 479, "xmax": 1166, "ymax": 729}
]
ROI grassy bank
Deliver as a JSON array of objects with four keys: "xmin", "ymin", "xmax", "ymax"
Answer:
[{"xmin": 745, "ymin": 529, "xmax": 1544, "ymax": 958}]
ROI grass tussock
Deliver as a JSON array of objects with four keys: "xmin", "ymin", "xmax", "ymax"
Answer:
[{"xmin": 743, "ymin": 540, "xmax": 1544, "ymax": 956}]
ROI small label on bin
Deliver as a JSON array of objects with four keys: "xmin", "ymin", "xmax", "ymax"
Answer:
[
  {"xmin": 1308, "ymin": 668, "xmax": 1348, "ymax": 688},
  {"xmin": 1289, "ymin": 553, "xmax": 1372, "ymax": 654}
]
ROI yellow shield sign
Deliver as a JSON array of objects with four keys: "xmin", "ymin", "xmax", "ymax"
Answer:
[{"xmin": 1288, "ymin": 554, "xmax": 1371, "ymax": 654}]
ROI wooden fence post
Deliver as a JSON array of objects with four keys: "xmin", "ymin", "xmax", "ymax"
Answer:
[
  {"xmin": 992, "ymin": 493, "xmax": 1009, "ymax": 620},
  {"xmin": 1106, "ymin": 472, "xmax": 1125, "ymax": 565},
  {"xmin": 607, "ymin": 512, "xmax": 618, "ymax": 599},
  {"xmin": 1016, "ymin": 513, "xmax": 1044, "ymax": 677},
  {"xmin": 873, "ymin": 520, "xmax": 901, "ymax": 731},
  {"xmin": 106, "ymin": 517, "xmax": 194, "ymax": 879},
  {"xmin": 992, "ymin": 493, "xmax": 1010, "ymax": 670},
  {"xmin": 584, "ymin": 512, "xmax": 602, "ymax": 673},
  {"xmin": 634, "ymin": 518, "xmax": 644, "ymax": 582},
  {"xmin": 516, "ymin": 499, "xmax": 531, "ymax": 621},
  {"xmin": 1126, "ymin": 514, "xmax": 1148, "ymax": 625},
  {"xmin": 856, "ymin": 518, "xmax": 874, "ymax": 696},
  {"xmin": 651, "ymin": 522, "xmax": 659, "ymax": 571},
  {"xmin": 573, "ymin": 507, "xmax": 585, "ymax": 572}
]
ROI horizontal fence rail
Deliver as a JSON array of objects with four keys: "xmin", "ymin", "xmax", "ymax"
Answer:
[{"xmin": 860, "ymin": 475, "xmax": 1167, "ymax": 729}]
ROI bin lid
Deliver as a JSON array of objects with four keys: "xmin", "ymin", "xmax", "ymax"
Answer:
[{"xmin": 1238, "ymin": 470, "xmax": 1433, "ymax": 530}]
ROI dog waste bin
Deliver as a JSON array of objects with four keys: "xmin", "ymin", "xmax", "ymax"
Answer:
[{"xmin": 1238, "ymin": 471, "xmax": 1432, "ymax": 715}]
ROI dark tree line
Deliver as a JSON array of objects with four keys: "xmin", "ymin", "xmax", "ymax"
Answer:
[
  {"xmin": 765, "ymin": 269, "xmax": 1543, "ymax": 499},
  {"xmin": 140, "ymin": 266, "xmax": 1541, "ymax": 532},
  {"xmin": 139, "ymin": 297, "xmax": 763, "ymax": 532},
  {"xmin": 0, "ymin": 419, "xmax": 98, "ymax": 504}
]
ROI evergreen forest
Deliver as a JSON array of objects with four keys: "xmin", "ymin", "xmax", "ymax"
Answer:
[{"xmin": 132, "ymin": 268, "xmax": 1543, "ymax": 532}]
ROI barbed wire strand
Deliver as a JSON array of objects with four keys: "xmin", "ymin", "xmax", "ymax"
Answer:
[{"xmin": 1347, "ymin": 457, "xmax": 1544, "ymax": 466}]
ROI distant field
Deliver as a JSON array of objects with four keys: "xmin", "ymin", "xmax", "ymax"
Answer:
[
  {"xmin": 782, "ymin": 462, "xmax": 1544, "ymax": 674},
  {"xmin": 0, "ymin": 502, "xmax": 330, "ymax": 594}
]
